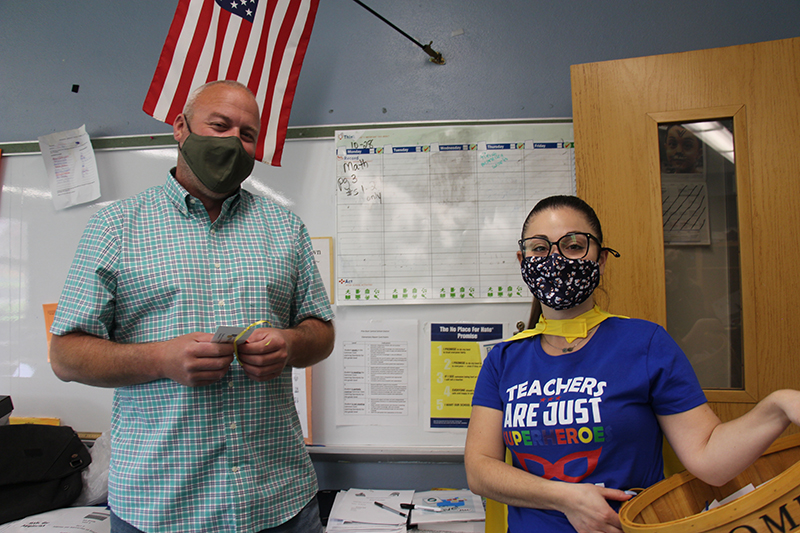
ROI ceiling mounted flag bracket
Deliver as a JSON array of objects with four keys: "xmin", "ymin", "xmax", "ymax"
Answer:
[{"xmin": 351, "ymin": 0, "xmax": 445, "ymax": 65}]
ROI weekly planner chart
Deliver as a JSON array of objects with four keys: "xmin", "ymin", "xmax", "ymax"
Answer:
[{"xmin": 334, "ymin": 123, "xmax": 575, "ymax": 305}]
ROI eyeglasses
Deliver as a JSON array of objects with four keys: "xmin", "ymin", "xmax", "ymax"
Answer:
[{"xmin": 518, "ymin": 232, "xmax": 607, "ymax": 260}]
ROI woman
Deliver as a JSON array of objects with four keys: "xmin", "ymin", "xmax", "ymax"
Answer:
[{"xmin": 465, "ymin": 195, "xmax": 800, "ymax": 533}]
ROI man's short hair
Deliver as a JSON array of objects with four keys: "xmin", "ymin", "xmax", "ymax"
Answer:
[{"xmin": 183, "ymin": 80, "xmax": 257, "ymax": 123}]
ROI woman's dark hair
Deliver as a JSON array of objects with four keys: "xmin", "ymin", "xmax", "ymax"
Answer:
[
  {"xmin": 521, "ymin": 195, "xmax": 604, "ymax": 243},
  {"xmin": 522, "ymin": 195, "xmax": 606, "ymax": 328}
]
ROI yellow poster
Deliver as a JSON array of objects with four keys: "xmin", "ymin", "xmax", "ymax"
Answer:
[{"xmin": 430, "ymin": 323, "xmax": 504, "ymax": 428}]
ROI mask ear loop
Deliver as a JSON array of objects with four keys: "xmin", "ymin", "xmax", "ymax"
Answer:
[
  {"xmin": 233, "ymin": 320, "xmax": 271, "ymax": 363},
  {"xmin": 183, "ymin": 115, "xmax": 194, "ymax": 135}
]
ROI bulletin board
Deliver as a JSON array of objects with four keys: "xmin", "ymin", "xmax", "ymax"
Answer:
[{"xmin": 0, "ymin": 119, "xmax": 572, "ymax": 454}]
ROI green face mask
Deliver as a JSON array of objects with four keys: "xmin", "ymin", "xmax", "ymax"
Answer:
[{"xmin": 180, "ymin": 132, "xmax": 255, "ymax": 194}]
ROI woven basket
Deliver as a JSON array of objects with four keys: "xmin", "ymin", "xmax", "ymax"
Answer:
[{"xmin": 619, "ymin": 432, "xmax": 800, "ymax": 533}]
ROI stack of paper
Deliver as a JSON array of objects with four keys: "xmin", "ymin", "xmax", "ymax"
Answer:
[
  {"xmin": 410, "ymin": 490, "xmax": 485, "ymax": 532},
  {"xmin": 703, "ymin": 483, "xmax": 757, "ymax": 512},
  {"xmin": 0, "ymin": 507, "xmax": 110, "ymax": 533},
  {"xmin": 326, "ymin": 488, "xmax": 414, "ymax": 533}
]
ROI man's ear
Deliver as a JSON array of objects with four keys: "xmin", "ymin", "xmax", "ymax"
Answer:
[{"xmin": 173, "ymin": 114, "xmax": 188, "ymax": 143}]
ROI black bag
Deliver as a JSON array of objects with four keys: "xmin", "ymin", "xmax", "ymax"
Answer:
[{"xmin": 0, "ymin": 425, "xmax": 92, "ymax": 524}]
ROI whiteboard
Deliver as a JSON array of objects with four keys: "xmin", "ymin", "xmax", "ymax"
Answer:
[{"xmin": 0, "ymin": 121, "xmax": 568, "ymax": 452}]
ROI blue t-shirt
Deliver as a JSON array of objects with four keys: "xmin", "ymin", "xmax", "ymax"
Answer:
[{"xmin": 472, "ymin": 317, "xmax": 707, "ymax": 533}]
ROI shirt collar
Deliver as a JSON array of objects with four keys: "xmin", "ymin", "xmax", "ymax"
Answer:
[{"xmin": 165, "ymin": 168, "xmax": 242, "ymax": 218}]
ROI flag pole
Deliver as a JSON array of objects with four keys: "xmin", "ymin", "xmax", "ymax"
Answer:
[{"xmin": 351, "ymin": 0, "xmax": 445, "ymax": 65}]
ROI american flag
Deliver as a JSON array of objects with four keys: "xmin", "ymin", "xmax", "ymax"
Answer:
[{"xmin": 143, "ymin": 0, "xmax": 319, "ymax": 166}]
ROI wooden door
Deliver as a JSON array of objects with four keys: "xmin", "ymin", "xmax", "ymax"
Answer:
[{"xmin": 570, "ymin": 37, "xmax": 800, "ymax": 426}]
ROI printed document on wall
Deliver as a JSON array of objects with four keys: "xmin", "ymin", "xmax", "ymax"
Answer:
[
  {"xmin": 38, "ymin": 124, "xmax": 101, "ymax": 210},
  {"xmin": 336, "ymin": 320, "xmax": 419, "ymax": 426}
]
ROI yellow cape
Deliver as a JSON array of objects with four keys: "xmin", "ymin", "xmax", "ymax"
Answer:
[{"xmin": 505, "ymin": 306, "xmax": 627, "ymax": 343}]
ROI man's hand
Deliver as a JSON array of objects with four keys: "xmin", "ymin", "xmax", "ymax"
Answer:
[
  {"xmin": 233, "ymin": 318, "xmax": 334, "ymax": 381},
  {"xmin": 50, "ymin": 331, "xmax": 235, "ymax": 388},
  {"xmin": 158, "ymin": 332, "xmax": 236, "ymax": 387},
  {"xmin": 234, "ymin": 328, "xmax": 289, "ymax": 382}
]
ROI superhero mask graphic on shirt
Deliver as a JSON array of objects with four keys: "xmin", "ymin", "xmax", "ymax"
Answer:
[
  {"xmin": 512, "ymin": 447, "xmax": 602, "ymax": 483},
  {"xmin": 520, "ymin": 254, "xmax": 601, "ymax": 310}
]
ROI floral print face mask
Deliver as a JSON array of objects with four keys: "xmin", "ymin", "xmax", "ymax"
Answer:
[{"xmin": 520, "ymin": 253, "xmax": 600, "ymax": 310}]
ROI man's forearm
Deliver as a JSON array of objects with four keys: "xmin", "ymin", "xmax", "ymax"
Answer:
[
  {"xmin": 285, "ymin": 318, "xmax": 335, "ymax": 368},
  {"xmin": 50, "ymin": 332, "xmax": 163, "ymax": 388}
]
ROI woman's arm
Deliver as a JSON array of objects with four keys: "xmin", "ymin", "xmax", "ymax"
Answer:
[
  {"xmin": 465, "ymin": 405, "xmax": 631, "ymax": 532},
  {"xmin": 659, "ymin": 390, "xmax": 800, "ymax": 486}
]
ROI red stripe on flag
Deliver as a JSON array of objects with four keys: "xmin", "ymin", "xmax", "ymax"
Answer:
[
  {"xmin": 247, "ymin": 0, "xmax": 278, "ymax": 95},
  {"xmin": 142, "ymin": 0, "xmax": 191, "ymax": 117},
  {"xmin": 248, "ymin": 0, "xmax": 280, "ymax": 162},
  {"xmin": 164, "ymin": 0, "xmax": 216, "ymax": 124},
  {"xmin": 225, "ymin": 16, "xmax": 253, "ymax": 80},
  {"xmin": 206, "ymin": 8, "xmax": 232, "ymax": 82},
  {"xmin": 269, "ymin": 0, "xmax": 318, "ymax": 166},
  {"xmin": 261, "ymin": 0, "xmax": 300, "ymax": 110}
]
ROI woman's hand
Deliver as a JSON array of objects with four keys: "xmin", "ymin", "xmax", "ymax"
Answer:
[{"xmin": 562, "ymin": 484, "xmax": 632, "ymax": 533}]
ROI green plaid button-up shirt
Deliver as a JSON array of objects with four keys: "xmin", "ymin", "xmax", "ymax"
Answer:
[{"xmin": 52, "ymin": 173, "xmax": 333, "ymax": 532}]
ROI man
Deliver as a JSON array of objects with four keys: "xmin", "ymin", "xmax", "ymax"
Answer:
[{"xmin": 50, "ymin": 80, "xmax": 335, "ymax": 533}]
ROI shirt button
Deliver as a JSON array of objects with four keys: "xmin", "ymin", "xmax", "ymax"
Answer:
[
  {"xmin": 230, "ymin": 422, "xmax": 237, "ymax": 430},
  {"xmin": 218, "ymin": 300, "xmax": 225, "ymax": 307},
  {"xmin": 210, "ymin": 228, "xmax": 216, "ymax": 235},
  {"xmin": 232, "ymin": 466, "xmax": 240, "ymax": 473},
  {"xmin": 214, "ymin": 262, "xmax": 221, "ymax": 269},
  {"xmin": 228, "ymin": 380, "xmax": 234, "ymax": 388}
]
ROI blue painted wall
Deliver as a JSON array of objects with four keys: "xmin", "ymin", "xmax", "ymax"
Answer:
[{"xmin": 2, "ymin": 1, "xmax": 799, "ymax": 143}]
